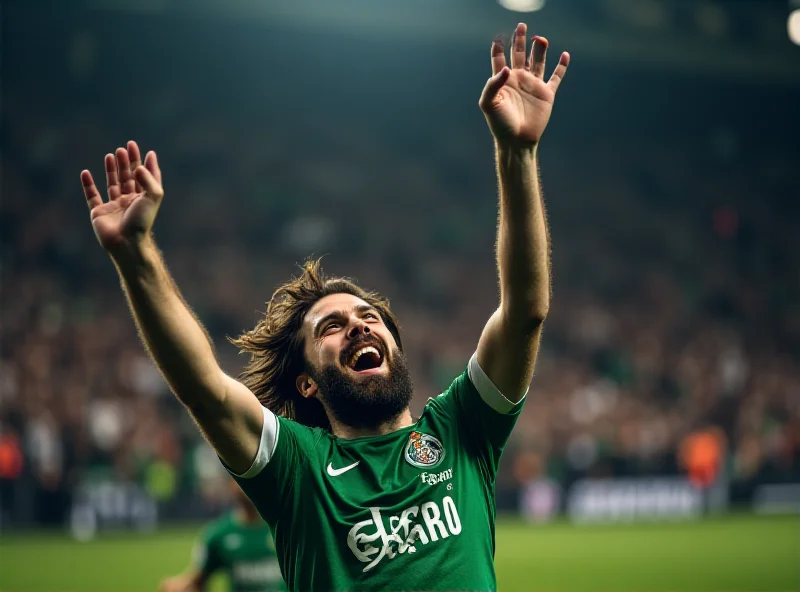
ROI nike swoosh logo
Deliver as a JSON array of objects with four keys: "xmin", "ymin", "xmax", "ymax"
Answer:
[{"xmin": 326, "ymin": 461, "xmax": 360, "ymax": 477}]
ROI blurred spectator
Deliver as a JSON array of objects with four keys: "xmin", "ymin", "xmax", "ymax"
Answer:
[{"xmin": 2, "ymin": 10, "xmax": 798, "ymax": 526}]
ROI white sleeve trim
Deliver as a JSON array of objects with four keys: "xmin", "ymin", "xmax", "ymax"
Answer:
[
  {"xmin": 467, "ymin": 352, "xmax": 527, "ymax": 414},
  {"xmin": 230, "ymin": 406, "xmax": 279, "ymax": 479}
]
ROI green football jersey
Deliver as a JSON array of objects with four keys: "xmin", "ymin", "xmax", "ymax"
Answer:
[
  {"xmin": 193, "ymin": 512, "xmax": 286, "ymax": 592},
  {"xmin": 232, "ymin": 357, "xmax": 524, "ymax": 592}
]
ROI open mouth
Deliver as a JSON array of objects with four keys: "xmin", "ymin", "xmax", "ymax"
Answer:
[{"xmin": 346, "ymin": 345, "xmax": 385, "ymax": 373}]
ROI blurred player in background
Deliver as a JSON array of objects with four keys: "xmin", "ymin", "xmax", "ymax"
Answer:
[
  {"xmin": 79, "ymin": 22, "xmax": 569, "ymax": 591},
  {"xmin": 159, "ymin": 480, "xmax": 285, "ymax": 592}
]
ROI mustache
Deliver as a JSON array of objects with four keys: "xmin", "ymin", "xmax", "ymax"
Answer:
[{"xmin": 339, "ymin": 334, "xmax": 386, "ymax": 366}]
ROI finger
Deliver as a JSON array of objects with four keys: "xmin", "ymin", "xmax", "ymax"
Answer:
[
  {"xmin": 548, "ymin": 51, "xmax": 571, "ymax": 93},
  {"xmin": 478, "ymin": 67, "xmax": 511, "ymax": 110},
  {"xmin": 81, "ymin": 170, "xmax": 104, "ymax": 210},
  {"xmin": 127, "ymin": 141, "xmax": 143, "ymax": 193},
  {"xmin": 491, "ymin": 36, "xmax": 507, "ymax": 76},
  {"xmin": 105, "ymin": 153, "xmax": 121, "ymax": 200},
  {"xmin": 116, "ymin": 147, "xmax": 136, "ymax": 195},
  {"xmin": 144, "ymin": 150, "xmax": 162, "ymax": 185},
  {"xmin": 511, "ymin": 23, "xmax": 527, "ymax": 69},
  {"xmin": 134, "ymin": 165, "xmax": 164, "ymax": 200},
  {"xmin": 530, "ymin": 36, "xmax": 548, "ymax": 79}
]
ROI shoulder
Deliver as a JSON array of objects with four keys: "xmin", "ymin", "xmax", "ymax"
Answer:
[
  {"xmin": 203, "ymin": 514, "xmax": 234, "ymax": 544},
  {"xmin": 276, "ymin": 415, "xmax": 328, "ymax": 442},
  {"xmin": 274, "ymin": 415, "xmax": 330, "ymax": 459},
  {"xmin": 231, "ymin": 411, "xmax": 328, "ymax": 481},
  {"xmin": 424, "ymin": 353, "xmax": 524, "ymax": 415},
  {"xmin": 423, "ymin": 366, "xmax": 475, "ymax": 415},
  {"xmin": 194, "ymin": 515, "xmax": 231, "ymax": 565}
]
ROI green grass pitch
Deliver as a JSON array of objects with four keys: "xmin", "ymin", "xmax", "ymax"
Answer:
[{"xmin": 0, "ymin": 515, "xmax": 797, "ymax": 591}]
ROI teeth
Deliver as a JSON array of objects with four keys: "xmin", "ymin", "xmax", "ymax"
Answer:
[{"xmin": 350, "ymin": 346, "xmax": 380, "ymax": 367}]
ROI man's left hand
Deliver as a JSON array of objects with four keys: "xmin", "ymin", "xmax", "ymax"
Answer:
[{"xmin": 479, "ymin": 23, "xmax": 570, "ymax": 147}]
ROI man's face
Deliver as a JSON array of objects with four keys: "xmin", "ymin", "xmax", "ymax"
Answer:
[{"xmin": 298, "ymin": 293, "xmax": 413, "ymax": 429}]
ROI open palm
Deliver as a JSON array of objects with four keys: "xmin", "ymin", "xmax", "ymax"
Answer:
[
  {"xmin": 479, "ymin": 23, "xmax": 570, "ymax": 145},
  {"xmin": 80, "ymin": 141, "xmax": 164, "ymax": 252}
]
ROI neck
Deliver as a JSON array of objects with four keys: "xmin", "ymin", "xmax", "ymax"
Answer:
[{"xmin": 330, "ymin": 408, "xmax": 413, "ymax": 439}]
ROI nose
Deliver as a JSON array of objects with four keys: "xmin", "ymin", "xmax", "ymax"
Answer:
[{"xmin": 347, "ymin": 318, "xmax": 371, "ymax": 340}]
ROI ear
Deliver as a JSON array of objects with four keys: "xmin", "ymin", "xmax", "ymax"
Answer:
[{"xmin": 296, "ymin": 373, "xmax": 318, "ymax": 399}]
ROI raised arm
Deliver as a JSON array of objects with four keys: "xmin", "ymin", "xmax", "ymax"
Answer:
[
  {"xmin": 80, "ymin": 142, "xmax": 263, "ymax": 474},
  {"xmin": 476, "ymin": 23, "xmax": 570, "ymax": 402}
]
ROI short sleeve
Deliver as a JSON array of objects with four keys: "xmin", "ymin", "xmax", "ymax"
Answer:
[
  {"xmin": 426, "ymin": 352, "xmax": 526, "ymax": 475},
  {"xmin": 227, "ymin": 412, "xmax": 321, "ymax": 526},
  {"xmin": 227, "ymin": 406, "xmax": 280, "ymax": 479}
]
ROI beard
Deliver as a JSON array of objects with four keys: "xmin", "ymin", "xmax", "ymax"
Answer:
[{"xmin": 308, "ymin": 346, "xmax": 414, "ymax": 431}]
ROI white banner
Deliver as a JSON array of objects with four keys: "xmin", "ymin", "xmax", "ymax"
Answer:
[
  {"xmin": 567, "ymin": 477, "xmax": 703, "ymax": 523},
  {"xmin": 520, "ymin": 478, "xmax": 561, "ymax": 523},
  {"xmin": 70, "ymin": 481, "xmax": 158, "ymax": 541},
  {"xmin": 752, "ymin": 483, "xmax": 800, "ymax": 515}
]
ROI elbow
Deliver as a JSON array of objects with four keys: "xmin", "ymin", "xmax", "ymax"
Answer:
[
  {"xmin": 525, "ymin": 307, "xmax": 549, "ymax": 329},
  {"xmin": 502, "ymin": 300, "xmax": 549, "ymax": 333},
  {"xmin": 172, "ymin": 370, "xmax": 229, "ymax": 414},
  {"xmin": 529, "ymin": 306, "xmax": 549, "ymax": 324},
  {"xmin": 500, "ymin": 273, "xmax": 550, "ymax": 328}
]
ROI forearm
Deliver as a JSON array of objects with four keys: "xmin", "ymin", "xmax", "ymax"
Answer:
[
  {"xmin": 112, "ymin": 238, "xmax": 224, "ymax": 409},
  {"xmin": 495, "ymin": 142, "xmax": 550, "ymax": 321}
]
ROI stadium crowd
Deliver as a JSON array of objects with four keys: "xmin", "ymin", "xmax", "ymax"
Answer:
[{"xmin": 2, "ymin": 41, "xmax": 799, "ymax": 527}]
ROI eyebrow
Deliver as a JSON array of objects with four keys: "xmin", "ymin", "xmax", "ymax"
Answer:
[{"xmin": 313, "ymin": 304, "xmax": 379, "ymax": 337}]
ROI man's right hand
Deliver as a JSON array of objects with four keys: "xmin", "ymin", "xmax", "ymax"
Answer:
[
  {"xmin": 158, "ymin": 574, "xmax": 198, "ymax": 592},
  {"xmin": 81, "ymin": 141, "xmax": 163, "ymax": 255}
]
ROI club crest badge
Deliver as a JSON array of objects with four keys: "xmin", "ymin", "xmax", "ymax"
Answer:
[{"xmin": 404, "ymin": 431, "xmax": 445, "ymax": 469}]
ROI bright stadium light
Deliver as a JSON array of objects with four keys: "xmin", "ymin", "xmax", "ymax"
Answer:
[
  {"xmin": 789, "ymin": 9, "xmax": 800, "ymax": 45},
  {"xmin": 498, "ymin": 0, "xmax": 546, "ymax": 13}
]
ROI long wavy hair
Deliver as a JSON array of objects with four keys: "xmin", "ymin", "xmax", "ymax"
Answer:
[{"xmin": 229, "ymin": 258, "xmax": 403, "ymax": 431}]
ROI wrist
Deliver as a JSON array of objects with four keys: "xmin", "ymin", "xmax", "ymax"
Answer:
[
  {"xmin": 109, "ymin": 235, "xmax": 158, "ymax": 277},
  {"xmin": 495, "ymin": 139, "xmax": 538, "ymax": 158},
  {"xmin": 495, "ymin": 140, "xmax": 539, "ymax": 169}
]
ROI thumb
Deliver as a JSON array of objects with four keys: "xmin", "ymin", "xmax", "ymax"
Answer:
[
  {"xmin": 144, "ymin": 150, "xmax": 162, "ymax": 184},
  {"xmin": 479, "ymin": 67, "xmax": 510, "ymax": 110},
  {"xmin": 134, "ymin": 165, "xmax": 164, "ymax": 200}
]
